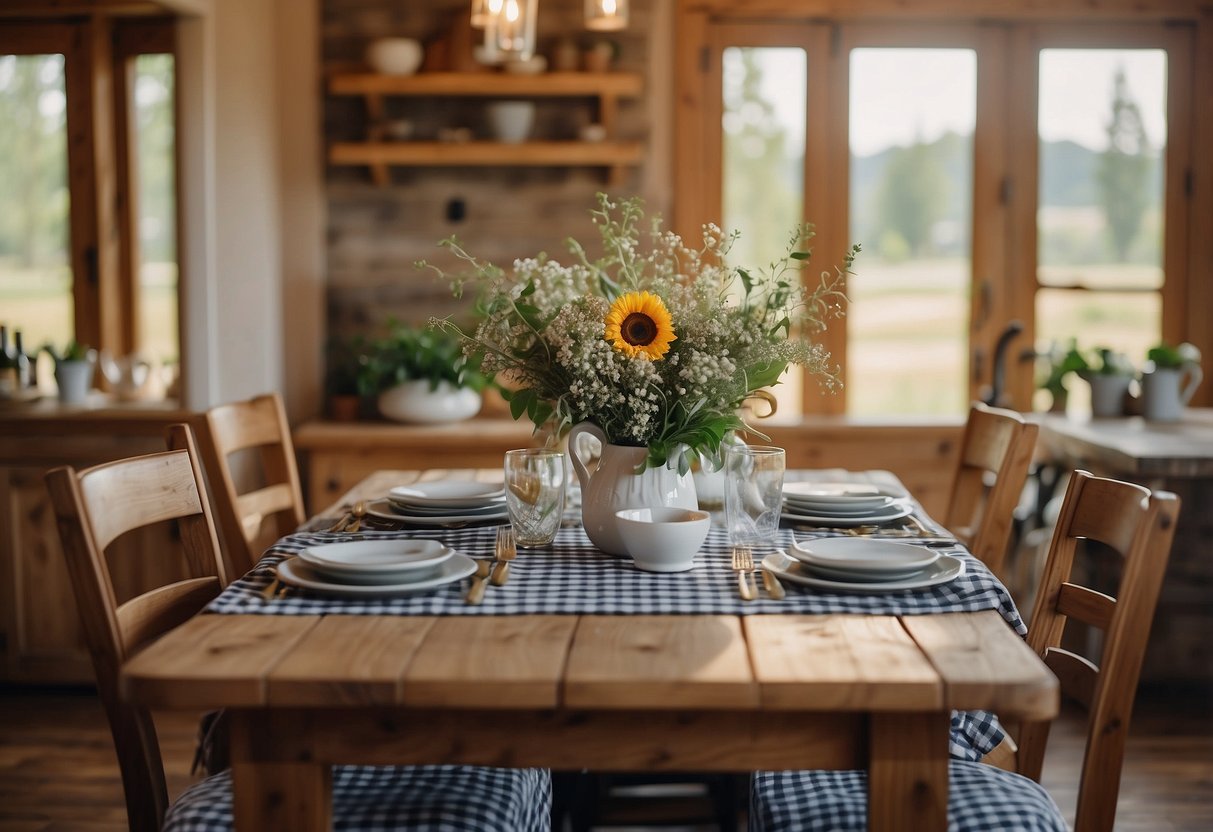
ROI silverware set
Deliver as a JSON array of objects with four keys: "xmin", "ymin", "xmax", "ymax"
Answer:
[
  {"xmin": 466, "ymin": 526, "xmax": 516, "ymax": 605},
  {"xmin": 327, "ymin": 500, "xmax": 367, "ymax": 532},
  {"xmin": 731, "ymin": 545, "xmax": 784, "ymax": 601}
]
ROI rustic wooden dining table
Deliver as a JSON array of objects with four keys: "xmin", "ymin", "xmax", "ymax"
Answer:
[{"xmin": 121, "ymin": 468, "xmax": 1058, "ymax": 832}]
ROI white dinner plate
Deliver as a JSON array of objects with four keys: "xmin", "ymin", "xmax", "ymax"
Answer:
[
  {"xmin": 275, "ymin": 553, "xmax": 478, "ymax": 597},
  {"xmin": 782, "ymin": 501, "xmax": 914, "ymax": 527},
  {"xmin": 367, "ymin": 498, "xmax": 509, "ymax": 526},
  {"xmin": 763, "ymin": 551, "xmax": 965, "ymax": 594},
  {"xmin": 783, "ymin": 481, "xmax": 907, "ymax": 506},
  {"xmin": 799, "ymin": 561, "xmax": 931, "ymax": 583},
  {"xmin": 783, "ymin": 496, "xmax": 898, "ymax": 516},
  {"xmin": 385, "ymin": 499, "xmax": 507, "ymax": 517},
  {"xmin": 388, "ymin": 481, "xmax": 505, "ymax": 508},
  {"xmin": 298, "ymin": 539, "xmax": 454, "ymax": 584},
  {"xmin": 787, "ymin": 537, "xmax": 941, "ymax": 573}
]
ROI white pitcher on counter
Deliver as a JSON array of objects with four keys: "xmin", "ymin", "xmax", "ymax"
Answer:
[{"xmin": 99, "ymin": 351, "xmax": 156, "ymax": 401}]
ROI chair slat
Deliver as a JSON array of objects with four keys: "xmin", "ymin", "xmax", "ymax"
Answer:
[
  {"xmin": 1043, "ymin": 647, "xmax": 1099, "ymax": 710},
  {"xmin": 1056, "ymin": 581, "xmax": 1115, "ymax": 631},
  {"xmin": 236, "ymin": 483, "xmax": 297, "ymax": 539},
  {"xmin": 117, "ymin": 576, "xmax": 223, "ymax": 656},
  {"xmin": 79, "ymin": 452, "xmax": 205, "ymax": 551}
]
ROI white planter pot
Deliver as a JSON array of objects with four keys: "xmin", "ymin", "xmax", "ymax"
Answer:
[
  {"xmin": 377, "ymin": 380, "xmax": 481, "ymax": 424},
  {"xmin": 1085, "ymin": 374, "xmax": 1131, "ymax": 419},
  {"xmin": 1141, "ymin": 365, "xmax": 1203, "ymax": 422},
  {"xmin": 55, "ymin": 359, "xmax": 95, "ymax": 405},
  {"xmin": 366, "ymin": 38, "xmax": 423, "ymax": 76}
]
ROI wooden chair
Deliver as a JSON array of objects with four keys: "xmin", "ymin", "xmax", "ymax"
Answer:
[
  {"xmin": 45, "ymin": 424, "xmax": 228, "ymax": 831},
  {"xmin": 189, "ymin": 392, "xmax": 305, "ymax": 579},
  {"xmin": 996, "ymin": 469, "xmax": 1180, "ymax": 831},
  {"xmin": 750, "ymin": 469, "xmax": 1180, "ymax": 832},
  {"xmin": 944, "ymin": 402, "xmax": 1039, "ymax": 577},
  {"xmin": 46, "ymin": 424, "xmax": 551, "ymax": 832}
]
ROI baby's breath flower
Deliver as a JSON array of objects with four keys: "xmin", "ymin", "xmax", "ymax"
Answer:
[{"xmin": 428, "ymin": 193, "xmax": 857, "ymax": 471}]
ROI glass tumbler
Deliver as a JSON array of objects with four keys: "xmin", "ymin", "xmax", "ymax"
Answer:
[
  {"xmin": 504, "ymin": 448, "xmax": 566, "ymax": 547},
  {"xmin": 723, "ymin": 445, "xmax": 786, "ymax": 546}
]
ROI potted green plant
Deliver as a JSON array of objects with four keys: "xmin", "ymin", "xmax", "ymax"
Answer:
[
  {"xmin": 366, "ymin": 323, "xmax": 489, "ymax": 424},
  {"xmin": 44, "ymin": 341, "xmax": 97, "ymax": 405},
  {"xmin": 1037, "ymin": 340, "xmax": 1087, "ymax": 414},
  {"xmin": 1078, "ymin": 347, "xmax": 1134, "ymax": 418},
  {"xmin": 1142, "ymin": 342, "xmax": 1202, "ymax": 422}
]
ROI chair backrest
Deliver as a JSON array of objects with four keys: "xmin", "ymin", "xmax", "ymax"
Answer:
[
  {"xmin": 45, "ymin": 424, "xmax": 228, "ymax": 832},
  {"xmin": 1016, "ymin": 470, "xmax": 1180, "ymax": 832},
  {"xmin": 944, "ymin": 402, "xmax": 1039, "ymax": 576},
  {"xmin": 191, "ymin": 392, "xmax": 305, "ymax": 578}
]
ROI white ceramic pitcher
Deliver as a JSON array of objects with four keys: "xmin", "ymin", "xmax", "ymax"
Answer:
[
  {"xmin": 1141, "ymin": 364, "xmax": 1203, "ymax": 422},
  {"xmin": 99, "ymin": 351, "xmax": 155, "ymax": 401},
  {"xmin": 567, "ymin": 421, "xmax": 697, "ymax": 556}
]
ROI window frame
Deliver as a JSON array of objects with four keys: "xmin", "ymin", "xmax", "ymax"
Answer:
[
  {"xmin": 0, "ymin": 16, "xmax": 180, "ymax": 376},
  {"xmin": 675, "ymin": 1, "xmax": 1205, "ymax": 414}
]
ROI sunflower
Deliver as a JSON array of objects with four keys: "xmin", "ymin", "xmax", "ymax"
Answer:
[{"xmin": 604, "ymin": 291, "xmax": 676, "ymax": 360}]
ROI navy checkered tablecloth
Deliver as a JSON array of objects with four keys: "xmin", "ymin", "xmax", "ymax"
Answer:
[{"xmin": 206, "ymin": 524, "xmax": 1026, "ymax": 635}]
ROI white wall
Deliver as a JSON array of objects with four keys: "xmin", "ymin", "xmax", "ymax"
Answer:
[{"xmin": 179, "ymin": 0, "xmax": 321, "ymax": 412}]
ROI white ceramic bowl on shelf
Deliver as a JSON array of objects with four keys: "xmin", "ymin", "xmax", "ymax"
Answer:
[
  {"xmin": 486, "ymin": 100, "xmax": 536, "ymax": 143},
  {"xmin": 366, "ymin": 38, "xmax": 424, "ymax": 76}
]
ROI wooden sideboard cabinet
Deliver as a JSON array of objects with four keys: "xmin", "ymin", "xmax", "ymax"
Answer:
[
  {"xmin": 293, "ymin": 419, "xmax": 539, "ymax": 513},
  {"xmin": 0, "ymin": 400, "xmax": 194, "ymax": 684},
  {"xmin": 292, "ymin": 418, "xmax": 964, "ymax": 520}
]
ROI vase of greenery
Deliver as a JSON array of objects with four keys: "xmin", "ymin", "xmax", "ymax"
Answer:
[
  {"xmin": 1078, "ymin": 347, "xmax": 1134, "ymax": 419},
  {"xmin": 1141, "ymin": 342, "xmax": 1202, "ymax": 422},
  {"xmin": 366, "ymin": 324, "xmax": 488, "ymax": 424}
]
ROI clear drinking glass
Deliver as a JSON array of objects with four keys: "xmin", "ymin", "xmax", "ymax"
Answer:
[
  {"xmin": 504, "ymin": 448, "xmax": 566, "ymax": 547},
  {"xmin": 724, "ymin": 445, "xmax": 786, "ymax": 545}
]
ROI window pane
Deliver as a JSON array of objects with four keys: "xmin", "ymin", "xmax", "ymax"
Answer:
[
  {"xmin": 847, "ymin": 48, "xmax": 975, "ymax": 416},
  {"xmin": 1037, "ymin": 49, "xmax": 1166, "ymax": 292},
  {"xmin": 721, "ymin": 46, "xmax": 806, "ymax": 418},
  {"xmin": 0, "ymin": 53, "xmax": 71, "ymax": 388},
  {"xmin": 133, "ymin": 53, "xmax": 178, "ymax": 366}
]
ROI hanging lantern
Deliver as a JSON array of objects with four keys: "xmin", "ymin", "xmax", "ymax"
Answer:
[
  {"xmin": 484, "ymin": 0, "xmax": 538, "ymax": 63},
  {"xmin": 585, "ymin": 0, "xmax": 628, "ymax": 32},
  {"xmin": 470, "ymin": 0, "xmax": 501, "ymax": 29}
]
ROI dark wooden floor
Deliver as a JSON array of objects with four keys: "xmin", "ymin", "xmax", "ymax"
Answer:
[{"xmin": 1, "ymin": 685, "xmax": 1210, "ymax": 831}]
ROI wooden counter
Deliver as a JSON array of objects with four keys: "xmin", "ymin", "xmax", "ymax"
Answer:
[{"xmin": 0, "ymin": 396, "xmax": 193, "ymax": 683}]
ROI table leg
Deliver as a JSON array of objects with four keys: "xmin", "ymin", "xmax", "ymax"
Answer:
[
  {"xmin": 230, "ymin": 711, "xmax": 331, "ymax": 831},
  {"xmin": 867, "ymin": 712, "xmax": 949, "ymax": 832}
]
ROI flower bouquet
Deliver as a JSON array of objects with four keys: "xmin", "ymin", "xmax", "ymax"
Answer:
[{"xmin": 423, "ymin": 193, "xmax": 857, "ymax": 473}]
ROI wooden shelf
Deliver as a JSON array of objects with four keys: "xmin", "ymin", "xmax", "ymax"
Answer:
[
  {"xmin": 327, "ymin": 71, "xmax": 645, "ymax": 186},
  {"xmin": 329, "ymin": 140, "xmax": 644, "ymax": 167},
  {"xmin": 328, "ymin": 71, "xmax": 643, "ymax": 98}
]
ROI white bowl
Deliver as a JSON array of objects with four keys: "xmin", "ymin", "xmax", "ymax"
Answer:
[
  {"xmin": 366, "ymin": 38, "xmax": 423, "ymax": 76},
  {"xmin": 486, "ymin": 100, "xmax": 536, "ymax": 143},
  {"xmin": 615, "ymin": 507, "xmax": 711, "ymax": 572}
]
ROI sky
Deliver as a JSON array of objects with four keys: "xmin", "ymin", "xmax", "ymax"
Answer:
[{"xmin": 731, "ymin": 46, "xmax": 1168, "ymax": 158}]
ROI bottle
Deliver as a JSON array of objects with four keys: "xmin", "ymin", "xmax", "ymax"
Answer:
[
  {"xmin": 0, "ymin": 326, "xmax": 14, "ymax": 397},
  {"xmin": 13, "ymin": 331, "xmax": 31, "ymax": 389}
]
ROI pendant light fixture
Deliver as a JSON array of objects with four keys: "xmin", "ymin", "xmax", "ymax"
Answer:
[
  {"xmin": 483, "ymin": 0, "xmax": 539, "ymax": 63},
  {"xmin": 585, "ymin": 0, "xmax": 628, "ymax": 31}
]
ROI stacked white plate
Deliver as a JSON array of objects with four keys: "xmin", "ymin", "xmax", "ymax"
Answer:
[
  {"xmin": 782, "ymin": 481, "xmax": 914, "ymax": 527},
  {"xmin": 274, "ymin": 539, "xmax": 477, "ymax": 597},
  {"xmin": 761, "ymin": 537, "xmax": 965, "ymax": 593},
  {"xmin": 366, "ymin": 481, "xmax": 510, "ymax": 526}
]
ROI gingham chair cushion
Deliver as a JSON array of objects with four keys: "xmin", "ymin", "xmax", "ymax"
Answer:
[
  {"xmin": 750, "ymin": 761, "xmax": 1067, "ymax": 832},
  {"xmin": 163, "ymin": 765, "xmax": 551, "ymax": 832}
]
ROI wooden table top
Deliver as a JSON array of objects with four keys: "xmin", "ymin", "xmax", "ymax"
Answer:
[
  {"xmin": 1037, "ymin": 409, "xmax": 1213, "ymax": 478},
  {"xmin": 122, "ymin": 468, "xmax": 1057, "ymax": 723}
]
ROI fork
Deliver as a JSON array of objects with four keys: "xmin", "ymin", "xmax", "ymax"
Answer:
[
  {"xmin": 491, "ymin": 526, "xmax": 516, "ymax": 586},
  {"xmin": 731, "ymin": 545, "xmax": 756, "ymax": 601}
]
